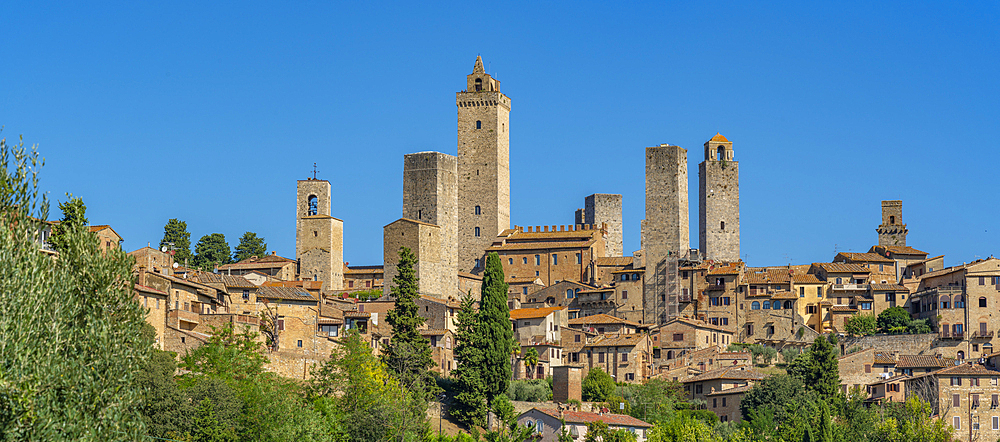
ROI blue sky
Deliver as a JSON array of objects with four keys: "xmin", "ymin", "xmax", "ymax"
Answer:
[{"xmin": 3, "ymin": 2, "xmax": 998, "ymax": 267}]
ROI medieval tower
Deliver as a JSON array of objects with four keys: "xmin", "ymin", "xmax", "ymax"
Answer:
[
  {"xmin": 698, "ymin": 133, "xmax": 740, "ymax": 262},
  {"xmin": 576, "ymin": 194, "xmax": 623, "ymax": 257},
  {"xmin": 296, "ymin": 178, "xmax": 344, "ymax": 292},
  {"xmin": 457, "ymin": 56, "xmax": 511, "ymax": 271},
  {"xmin": 642, "ymin": 143, "xmax": 689, "ymax": 324},
  {"xmin": 877, "ymin": 200, "xmax": 907, "ymax": 247}
]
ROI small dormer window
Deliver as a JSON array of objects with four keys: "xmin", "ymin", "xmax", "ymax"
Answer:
[
  {"xmin": 475, "ymin": 78, "xmax": 482, "ymax": 91},
  {"xmin": 476, "ymin": 120, "xmax": 482, "ymax": 129}
]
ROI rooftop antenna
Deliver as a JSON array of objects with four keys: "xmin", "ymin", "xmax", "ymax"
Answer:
[{"xmin": 312, "ymin": 163, "xmax": 319, "ymax": 180}]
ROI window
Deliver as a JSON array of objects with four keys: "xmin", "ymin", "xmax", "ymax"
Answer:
[
  {"xmin": 297, "ymin": 340, "xmax": 303, "ymax": 348},
  {"xmin": 952, "ymin": 377, "xmax": 962, "ymax": 386},
  {"xmin": 509, "ymin": 258, "xmax": 513, "ymax": 265},
  {"xmin": 865, "ymin": 364, "xmax": 871, "ymax": 374},
  {"xmin": 723, "ymin": 296, "xmax": 730, "ymax": 305},
  {"xmin": 673, "ymin": 333, "xmax": 684, "ymax": 341},
  {"xmin": 953, "ymin": 416, "xmax": 961, "ymax": 430},
  {"xmin": 696, "ymin": 384, "xmax": 703, "ymax": 394},
  {"xmin": 622, "ymin": 353, "xmax": 628, "ymax": 362},
  {"xmin": 713, "ymin": 398, "xmax": 717, "ymax": 408},
  {"xmin": 567, "ymin": 289, "xmax": 573, "ymax": 298},
  {"xmin": 575, "ymin": 334, "xmax": 581, "ymax": 343},
  {"xmin": 534, "ymin": 255, "xmax": 540, "ymax": 266},
  {"xmin": 576, "ymin": 253, "xmax": 582, "ymax": 264},
  {"xmin": 747, "ymin": 324, "xmax": 754, "ymax": 336},
  {"xmin": 307, "ymin": 195, "xmax": 318, "ymax": 216},
  {"xmin": 800, "ymin": 287, "xmax": 805, "ymax": 297},
  {"xmin": 552, "ymin": 254, "xmax": 558, "ymax": 265},
  {"xmin": 941, "ymin": 295, "xmax": 951, "ymax": 309},
  {"xmin": 981, "ymin": 297, "xmax": 988, "ymax": 307},
  {"xmin": 974, "ymin": 394, "xmax": 981, "ymax": 408},
  {"xmin": 720, "ymin": 221, "xmax": 725, "ymax": 230},
  {"xmin": 773, "ymin": 301, "xmax": 782, "ymax": 310},
  {"xmin": 476, "ymin": 120, "xmax": 482, "ymax": 129},
  {"xmin": 994, "ymin": 416, "xmax": 999, "ymax": 430},
  {"xmin": 955, "ymin": 295, "xmax": 966, "ymax": 308},
  {"xmin": 885, "ymin": 293, "xmax": 893, "ymax": 302},
  {"xmin": 751, "ymin": 301, "xmax": 760, "ymax": 310},
  {"xmin": 535, "ymin": 420, "xmax": 543, "ymax": 433},
  {"xmin": 763, "ymin": 301, "xmax": 771, "ymax": 309},
  {"xmin": 156, "ymin": 299, "xmax": 159, "ymax": 309},
  {"xmin": 599, "ymin": 352, "xmax": 605, "ymax": 363},
  {"xmin": 622, "ymin": 291, "xmax": 628, "ymax": 299},
  {"xmin": 626, "ymin": 373, "xmax": 634, "ymax": 381},
  {"xmin": 277, "ymin": 319, "xmax": 284, "ymax": 331},
  {"xmin": 633, "ymin": 273, "xmax": 640, "ymax": 281},
  {"xmin": 242, "ymin": 289, "xmax": 250, "ymax": 301},
  {"xmin": 475, "ymin": 78, "xmax": 482, "ymax": 91},
  {"xmin": 621, "ymin": 274, "xmax": 628, "ymax": 282},
  {"xmin": 475, "ymin": 258, "xmax": 482, "ymax": 268},
  {"xmin": 667, "ymin": 350, "xmax": 674, "ymax": 359},
  {"xmin": 879, "ymin": 264, "xmax": 884, "ymax": 272},
  {"xmin": 475, "ymin": 205, "xmax": 481, "ymax": 215},
  {"xmin": 474, "ymin": 227, "xmax": 480, "ymax": 237},
  {"xmin": 860, "ymin": 302, "xmax": 873, "ymax": 310}
]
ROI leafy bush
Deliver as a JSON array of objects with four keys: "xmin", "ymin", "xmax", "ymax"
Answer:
[
  {"xmin": 781, "ymin": 347, "xmax": 802, "ymax": 364},
  {"xmin": 845, "ymin": 314, "xmax": 877, "ymax": 336},
  {"xmin": 877, "ymin": 307, "xmax": 912, "ymax": 334},
  {"xmin": 507, "ymin": 379, "xmax": 551, "ymax": 402},
  {"xmin": 582, "ymin": 368, "xmax": 616, "ymax": 402}
]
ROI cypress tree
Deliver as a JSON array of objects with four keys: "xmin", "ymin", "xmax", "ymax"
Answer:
[
  {"xmin": 477, "ymin": 252, "xmax": 514, "ymax": 404},
  {"xmin": 382, "ymin": 246, "xmax": 437, "ymax": 400},
  {"xmin": 450, "ymin": 293, "xmax": 488, "ymax": 426}
]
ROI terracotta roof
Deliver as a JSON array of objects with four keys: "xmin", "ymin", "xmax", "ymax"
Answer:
[
  {"xmin": 870, "ymin": 283, "xmax": 907, "ymax": 291},
  {"xmin": 936, "ymin": 363, "xmax": 998, "ymax": 376},
  {"xmin": 193, "ymin": 273, "xmax": 257, "ymax": 288},
  {"xmin": 257, "ymin": 286, "xmax": 316, "ymax": 302},
  {"xmin": 705, "ymin": 384, "xmax": 753, "ymax": 396},
  {"xmin": 868, "ymin": 374, "xmax": 909, "ymax": 385},
  {"xmin": 345, "ymin": 267, "xmax": 383, "ymax": 274},
  {"xmin": 830, "ymin": 306, "xmax": 858, "ymax": 312},
  {"xmin": 742, "ymin": 267, "xmax": 793, "ymax": 285},
  {"xmin": 586, "ymin": 333, "xmax": 647, "ymax": 348},
  {"xmin": 707, "ymin": 264, "xmax": 742, "ymax": 275},
  {"xmin": 880, "ymin": 246, "xmax": 928, "ymax": 256},
  {"xmin": 420, "ymin": 329, "xmax": 450, "ymax": 336},
  {"xmin": 684, "ymin": 366, "xmax": 766, "ymax": 383},
  {"xmin": 344, "ymin": 311, "xmax": 370, "ymax": 318},
  {"xmin": 508, "ymin": 276, "xmax": 543, "ymax": 284},
  {"xmin": 710, "ymin": 133, "xmax": 729, "ymax": 143},
  {"xmin": 792, "ymin": 274, "xmax": 823, "ymax": 284},
  {"xmin": 718, "ymin": 351, "xmax": 751, "ymax": 359},
  {"xmin": 595, "ymin": 256, "xmax": 634, "ymax": 267},
  {"xmin": 908, "ymin": 255, "xmax": 945, "ymax": 266},
  {"xmin": 509, "ymin": 306, "xmax": 566, "ymax": 320},
  {"xmin": 134, "ymin": 284, "xmax": 167, "ymax": 295},
  {"xmin": 662, "ymin": 317, "xmax": 733, "ymax": 333},
  {"xmin": 486, "ymin": 240, "xmax": 596, "ymax": 251},
  {"xmin": 317, "ymin": 317, "xmax": 343, "ymax": 325},
  {"xmin": 896, "ymin": 355, "xmax": 951, "ymax": 369},
  {"xmin": 874, "ymin": 353, "xmax": 896, "ymax": 365},
  {"xmin": 811, "ymin": 262, "xmax": 871, "ymax": 274},
  {"xmin": 770, "ymin": 291, "xmax": 799, "ymax": 300},
  {"xmin": 835, "ymin": 252, "xmax": 895, "ymax": 264},
  {"xmin": 569, "ymin": 313, "xmax": 641, "ymax": 327},
  {"xmin": 502, "ymin": 228, "xmax": 604, "ymax": 241},
  {"xmin": 531, "ymin": 408, "xmax": 653, "ymax": 428},
  {"xmin": 263, "ymin": 280, "xmax": 323, "ymax": 290}
]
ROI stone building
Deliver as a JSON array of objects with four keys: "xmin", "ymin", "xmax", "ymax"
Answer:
[
  {"xmin": 129, "ymin": 246, "xmax": 175, "ymax": 275},
  {"xmin": 487, "ymin": 224, "xmax": 607, "ymax": 287},
  {"xmin": 583, "ymin": 333, "xmax": 654, "ymax": 383},
  {"xmin": 296, "ymin": 178, "xmax": 344, "ymax": 292},
  {"xmin": 383, "ymin": 218, "xmax": 445, "ymax": 297},
  {"xmin": 517, "ymin": 408, "xmax": 653, "ymax": 442},
  {"xmin": 575, "ymin": 193, "xmax": 623, "ymax": 257},
  {"xmin": 698, "ymin": 134, "xmax": 740, "ymax": 262},
  {"xmin": 343, "ymin": 264, "xmax": 384, "ymax": 291},
  {"xmin": 90, "ymin": 225, "xmax": 122, "ymax": 252},
  {"xmin": 510, "ymin": 306, "xmax": 567, "ymax": 345},
  {"xmin": 876, "ymin": 200, "xmax": 908, "ymax": 247},
  {"xmin": 134, "ymin": 282, "xmax": 168, "ymax": 349},
  {"xmin": 457, "ymin": 56, "xmax": 511, "ymax": 271},
  {"xmin": 642, "ymin": 143, "xmax": 690, "ymax": 326},
  {"xmin": 218, "ymin": 253, "xmax": 297, "ymax": 281},
  {"xmin": 905, "ymin": 363, "xmax": 1000, "ymax": 442},
  {"xmin": 655, "ymin": 317, "xmax": 734, "ymax": 362},
  {"xmin": 683, "ymin": 366, "xmax": 765, "ymax": 422}
]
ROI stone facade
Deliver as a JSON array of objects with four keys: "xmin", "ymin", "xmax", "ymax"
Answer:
[
  {"xmin": 296, "ymin": 179, "xmax": 344, "ymax": 292},
  {"xmin": 383, "ymin": 219, "xmax": 448, "ymax": 297},
  {"xmin": 552, "ymin": 366, "xmax": 582, "ymax": 402},
  {"xmin": 643, "ymin": 143, "xmax": 689, "ymax": 263},
  {"xmin": 877, "ymin": 200, "xmax": 908, "ymax": 247},
  {"xmin": 457, "ymin": 56, "xmax": 511, "ymax": 271},
  {"xmin": 699, "ymin": 134, "xmax": 740, "ymax": 262},
  {"xmin": 402, "ymin": 152, "xmax": 458, "ymax": 296},
  {"xmin": 582, "ymin": 194, "xmax": 623, "ymax": 257},
  {"xmin": 487, "ymin": 224, "xmax": 606, "ymax": 287}
]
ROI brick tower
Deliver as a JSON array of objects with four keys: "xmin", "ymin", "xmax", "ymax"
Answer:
[
  {"xmin": 877, "ymin": 200, "xmax": 907, "ymax": 246},
  {"xmin": 698, "ymin": 133, "xmax": 740, "ymax": 262},
  {"xmin": 457, "ymin": 55, "xmax": 511, "ymax": 271},
  {"xmin": 296, "ymin": 178, "xmax": 343, "ymax": 292}
]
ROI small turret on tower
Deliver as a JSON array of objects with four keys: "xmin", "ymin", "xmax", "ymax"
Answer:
[
  {"xmin": 877, "ymin": 200, "xmax": 908, "ymax": 246},
  {"xmin": 467, "ymin": 55, "xmax": 500, "ymax": 92}
]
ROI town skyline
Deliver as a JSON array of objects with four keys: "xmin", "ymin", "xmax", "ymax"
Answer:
[{"xmin": 4, "ymin": 2, "xmax": 998, "ymax": 267}]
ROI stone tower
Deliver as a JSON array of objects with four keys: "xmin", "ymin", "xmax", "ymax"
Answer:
[
  {"xmin": 457, "ymin": 56, "xmax": 511, "ymax": 271},
  {"xmin": 581, "ymin": 194, "xmax": 623, "ymax": 257},
  {"xmin": 877, "ymin": 200, "xmax": 907, "ymax": 247},
  {"xmin": 699, "ymin": 133, "xmax": 740, "ymax": 262},
  {"xmin": 642, "ymin": 144, "xmax": 689, "ymax": 262},
  {"xmin": 296, "ymin": 178, "xmax": 344, "ymax": 292},
  {"xmin": 383, "ymin": 152, "xmax": 458, "ymax": 298}
]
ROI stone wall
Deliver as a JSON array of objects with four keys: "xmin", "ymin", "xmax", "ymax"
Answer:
[
  {"xmin": 839, "ymin": 333, "xmax": 940, "ymax": 355},
  {"xmin": 296, "ymin": 179, "xmax": 344, "ymax": 292},
  {"xmin": 643, "ymin": 144, "xmax": 689, "ymax": 326},
  {"xmin": 877, "ymin": 200, "xmax": 907, "ymax": 247},
  {"xmin": 699, "ymin": 138, "xmax": 740, "ymax": 262},
  {"xmin": 584, "ymin": 194, "xmax": 623, "ymax": 257},
  {"xmin": 383, "ymin": 219, "xmax": 450, "ymax": 298},
  {"xmin": 456, "ymin": 60, "xmax": 511, "ymax": 272},
  {"xmin": 552, "ymin": 366, "xmax": 582, "ymax": 402}
]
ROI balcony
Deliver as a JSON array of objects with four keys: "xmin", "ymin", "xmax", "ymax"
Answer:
[
  {"xmin": 939, "ymin": 332, "xmax": 964, "ymax": 340},
  {"xmin": 168, "ymin": 308, "xmax": 200, "ymax": 326},
  {"xmin": 831, "ymin": 284, "xmax": 869, "ymax": 291},
  {"xmin": 678, "ymin": 295, "xmax": 692, "ymax": 303},
  {"xmin": 913, "ymin": 286, "xmax": 965, "ymax": 298},
  {"xmin": 972, "ymin": 330, "xmax": 994, "ymax": 339},
  {"xmin": 707, "ymin": 283, "xmax": 726, "ymax": 291}
]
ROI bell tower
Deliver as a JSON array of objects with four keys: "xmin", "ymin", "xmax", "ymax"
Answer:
[
  {"xmin": 698, "ymin": 133, "xmax": 740, "ymax": 262},
  {"xmin": 457, "ymin": 56, "xmax": 511, "ymax": 271},
  {"xmin": 296, "ymin": 178, "xmax": 343, "ymax": 292},
  {"xmin": 877, "ymin": 200, "xmax": 907, "ymax": 246}
]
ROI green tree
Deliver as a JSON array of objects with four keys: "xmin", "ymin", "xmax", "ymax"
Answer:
[
  {"xmin": 877, "ymin": 306, "xmax": 912, "ymax": 334},
  {"xmin": 907, "ymin": 318, "xmax": 933, "ymax": 334},
  {"xmin": 160, "ymin": 218, "xmax": 193, "ymax": 264},
  {"xmin": 582, "ymin": 367, "xmax": 616, "ymax": 402},
  {"xmin": 47, "ymin": 194, "xmax": 87, "ymax": 251},
  {"xmin": 584, "ymin": 421, "xmax": 637, "ymax": 442},
  {"xmin": 0, "ymin": 136, "xmax": 151, "ymax": 440},
  {"xmin": 478, "ymin": 252, "xmax": 515, "ymax": 405},
  {"xmin": 193, "ymin": 233, "xmax": 233, "ymax": 269},
  {"xmin": 232, "ymin": 231, "xmax": 267, "ymax": 262},
  {"xmin": 383, "ymin": 246, "xmax": 438, "ymax": 401},
  {"xmin": 814, "ymin": 401, "xmax": 833, "ymax": 442},
  {"xmin": 451, "ymin": 293, "xmax": 488, "ymax": 427},
  {"xmin": 180, "ymin": 323, "xmax": 268, "ymax": 380},
  {"xmin": 138, "ymin": 347, "xmax": 193, "ymax": 438},
  {"xmin": 844, "ymin": 314, "xmax": 877, "ymax": 336},
  {"xmin": 741, "ymin": 374, "xmax": 813, "ymax": 424},
  {"xmin": 788, "ymin": 336, "xmax": 840, "ymax": 400},
  {"xmin": 524, "ymin": 347, "xmax": 539, "ymax": 378}
]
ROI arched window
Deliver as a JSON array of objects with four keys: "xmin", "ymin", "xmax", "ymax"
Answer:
[
  {"xmin": 954, "ymin": 295, "xmax": 965, "ymax": 308},
  {"xmin": 474, "ymin": 227, "xmax": 480, "ymax": 237},
  {"xmin": 667, "ymin": 350, "xmax": 674, "ymax": 360},
  {"xmin": 763, "ymin": 301, "xmax": 771, "ymax": 309},
  {"xmin": 475, "ymin": 205, "xmax": 481, "ymax": 215},
  {"xmin": 446, "ymin": 336, "xmax": 452, "ymax": 349},
  {"xmin": 621, "ymin": 274, "xmax": 628, "ymax": 281},
  {"xmin": 836, "ymin": 277, "xmax": 842, "ymax": 284},
  {"xmin": 720, "ymin": 221, "xmax": 725, "ymax": 230},
  {"xmin": 940, "ymin": 295, "xmax": 951, "ymax": 309},
  {"xmin": 476, "ymin": 120, "xmax": 482, "ymax": 129},
  {"xmin": 751, "ymin": 301, "xmax": 760, "ymax": 310},
  {"xmin": 575, "ymin": 288, "xmax": 580, "ymax": 295},
  {"xmin": 307, "ymin": 195, "xmax": 318, "ymax": 216},
  {"xmin": 958, "ymin": 350, "xmax": 966, "ymax": 360},
  {"xmin": 980, "ymin": 297, "xmax": 988, "ymax": 308},
  {"xmin": 772, "ymin": 301, "xmax": 781, "ymax": 310},
  {"xmin": 717, "ymin": 146, "xmax": 725, "ymax": 161},
  {"xmin": 475, "ymin": 78, "xmax": 482, "ymax": 91},
  {"xmin": 784, "ymin": 300, "xmax": 793, "ymax": 309},
  {"xmin": 567, "ymin": 289, "xmax": 573, "ymax": 298},
  {"xmin": 633, "ymin": 274, "xmax": 640, "ymax": 281}
]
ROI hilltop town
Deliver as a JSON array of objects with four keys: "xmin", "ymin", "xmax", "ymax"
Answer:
[{"xmin": 30, "ymin": 56, "xmax": 998, "ymax": 441}]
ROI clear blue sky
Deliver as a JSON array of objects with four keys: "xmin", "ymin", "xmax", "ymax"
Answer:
[{"xmin": 4, "ymin": 2, "xmax": 998, "ymax": 267}]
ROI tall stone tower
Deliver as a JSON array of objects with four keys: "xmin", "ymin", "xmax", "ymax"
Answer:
[
  {"xmin": 698, "ymin": 133, "xmax": 740, "ymax": 262},
  {"xmin": 642, "ymin": 144, "xmax": 688, "ymax": 325},
  {"xmin": 296, "ymin": 178, "xmax": 344, "ymax": 292},
  {"xmin": 457, "ymin": 55, "xmax": 511, "ymax": 271},
  {"xmin": 877, "ymin": 200, "xmax": 907, "ymax": 246},
  {"xmin": 383, "ymin": 152, "xmax": 458, "ymax": 298},
  {"xmin": 581, "ymin": 194, "xmax": 623, "ymax": 257}
]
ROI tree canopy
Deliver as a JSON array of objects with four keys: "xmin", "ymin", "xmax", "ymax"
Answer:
[
  {"xmin": 47, "ymin": 194, "xmax": 87, "ymax": 251},
  {"xmin": 160, "ymin": 218, "xmax": 193, "ymax": 264},
  {"xmin": 582, "ymin": 367, "xmax": 616, "ymax": 402},
  {"xmin": 192, "ymin": 232, "xmax": 232, "ymax": 269},
  {"xmin": 382, "ymin": 246, "xmax": 437, "ymax": 401},
  {"xmin": 478, "ymin": 252, "xmax": 515, "ymax": 403},
  {"xmin": 845, "ymin": 314, "xmax": 876, "ymax": 336},
  {"xmin": 787, "ymin": 336, "xmax": 840, "ymax": 400},
  {"xmin": 233, "ymin": 231, "xmax": 267, "ymax": 262},
  {"xmin": 877, "ymin": 307, "xmax": 911, "ymax": 334}
]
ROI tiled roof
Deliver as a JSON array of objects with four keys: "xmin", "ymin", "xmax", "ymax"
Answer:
[
  {"xmin": 663, "ymin": 317, "xmax": 733, "ymax": 333},
  {"xmin": 508, "ymin": 276, "xmax": 543, "ymax": 284},
  {"xmin": 870, "ymin": 283, "xmax": 907, "ymax": 291},
  {"xmin": 420, "ymin": 329, "xmax": 449, "ymax": 336},
  {"xmin": 257, "ymin": 286, "xmax": 316, "ymax": 301},
  {"xmin": 742, "ymin": 268, "xmax": 793, "ymax": 285},
  {"xmin": 503, "ymin": 228, "xmax": 603, "ymax": 241},
  {"xmin": 509, "ymin": 306, "xmax": 566, "ymax": 320},
  {"xmin": 193, "ymin": 273, "xmax": 257, "ymax": 288},
  {"xmin": 684, "ymin": 366, "xmax": 766, "ymax": 383},
  {"xmin": 595, "ymin": 256, "xmax": 633, "ymax": 267},
  {"xmin": 486, "ymin": 240, "xmax": 596, "ymax": 251},
  {"xmin": 896, "ymin": 355, "xmax": 951, "ymax": 369},
  {"xmin": 718, "ymin": 351, "xmax": 751, "ymax": 359},
  {"xmin": 868, "ymin": 374, "xmax": 909, "ymax": 385},
  {"xmin": 569, "ymin": 313, "xmax": 641, "ymax": 327},
  {"xmin": 531, "ymin": 408, "xmax": 653, "ymax": 428},
  {"xmin": 830, "ymin": 306, "xmax": 858, "ymax": 312},
  {"xmin": 836, "ymin": 252, "xmax": 896, "ymax": 264},
  {"xmin": 812, "ymin": 262, "xmax": 871, "ymax": 274},
  {"xmin": 792, "ymin": 274, "xmax": 823, "ymax": 284},
  {"xmin": 710, "ymin": 133, "xmax": 729, "ymax": 143},
  {"xmin": 705, "ymin": 384, "xmax": 753, "ymax": 396},
  {"xmin": 874, "ymin": 353, "xmax": 896, "ymax": 365},
  {"xmin": 770, "ymin": 291, "xmax": 799, "ymax": 300},
  {"xmin": 345, "ymin": 267, "xmax": 383, "ymax": 274},
  {"xmin": 881, "ymin": 246, "xmax": 928, "ymax": 256},
  {"xmin": 586, "ymin": 333, "xmax": 647, "ymax": 348},
  {"xmin": 707, "ymin": 264, "xmax": 742, "ymax": 275},
  {"xmin": 134, "ymin": 284, "xmax": 167, "ymax": 295},
  {"xmin": 936, "ymin": 363, "xmax": 999, "ymax": 375},
  {"xmin": 578, "ymin": 287, "xmax": 614, "ymax": 294}
]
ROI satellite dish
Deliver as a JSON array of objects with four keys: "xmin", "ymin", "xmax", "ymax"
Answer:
[
  {"xmin": 172, "ymin": 262, "xmax": 179, "ymax": 269},
  {"xmin": 161, "ymin": 246, "xmax": 168, "ymax": 252}
]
